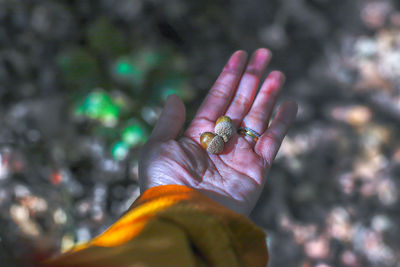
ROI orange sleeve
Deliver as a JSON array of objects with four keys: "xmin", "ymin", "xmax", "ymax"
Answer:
[{"xmin": 43, "ymin": 185, "xmax": 268, "ymax": 267}]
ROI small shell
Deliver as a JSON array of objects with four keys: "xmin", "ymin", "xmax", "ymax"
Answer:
[
  {"xmin": 206, "ymin": 135, "xmax": 224, "ymax": 154},
  {"xmin": 215, "ymin": 116, "xmax": 235, "ymax": 142},
  {"xmin": 216, "ymin": 116, "xmax": 232, "ymax": 125},
  {"xmin": 200, "ymin": 132, "xmax": 215, "ymax": 149},
  {"xmin": 200, "ymin": 132, "xmax": 224, "ymax": 154}
]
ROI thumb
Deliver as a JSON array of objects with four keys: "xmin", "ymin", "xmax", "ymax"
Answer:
[{"xmin": 148, "ymin": 94, "xmax": 186, "ymax": 142}]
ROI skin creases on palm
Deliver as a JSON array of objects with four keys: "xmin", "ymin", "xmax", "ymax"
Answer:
[{"xmin": 138, "ymin": 49, "xmax": 298, "ymax": 215}]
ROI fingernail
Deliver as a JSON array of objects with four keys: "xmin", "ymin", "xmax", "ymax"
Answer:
[
  {"xmin": 256, "ymin": 48, "xmax": 272, "ymax": 60},
  {"xmin": 249, "ymin": 48, "xmax": 272, "ymax": 69},
  {"xmin": 225, "ymin": 50, "xmax": 248, "ymax": 70},
  {"xmin": 270, "ymin": 70, "xmax": 286, "ymax": 83}
]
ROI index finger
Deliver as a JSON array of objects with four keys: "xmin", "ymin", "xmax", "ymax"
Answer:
[{"xmin": 191, "ymin": 51, "xmax": 248, "ymax": 123}]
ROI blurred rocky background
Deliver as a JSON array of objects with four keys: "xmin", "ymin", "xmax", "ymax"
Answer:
[{"xmin": 1, "ymin": 0, "xmax": 400, "ymax": 266}]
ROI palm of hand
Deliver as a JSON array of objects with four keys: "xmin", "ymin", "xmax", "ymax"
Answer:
[
  {"xmin": 139, "ymin": 49, "xmax": 297, "ymax": 215},
  {"xmin": 140, "ymin": 120, "xmax": 265, "ymax": 215}
]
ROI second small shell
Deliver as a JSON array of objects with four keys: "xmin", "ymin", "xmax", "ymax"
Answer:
[
  {"xmin": 200, "ymin": 132, "xmax": 224, "ymax": 154},
  {"xmin": 215, "ymin": 116, "xmax": 235, "ymax": 142}
]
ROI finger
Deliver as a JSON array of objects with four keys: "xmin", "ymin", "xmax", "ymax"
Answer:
[
  {"xmin": 255, "ymin": 101, "xmax": 298, "ymax": 167},
  {"xmin": 242, "ymin": 71, "xmax": 285, "ymax": 134},
  {"xmin": 191, "ymin": 50, "xmax": 248, "ymax": 123},
  {"xmin": 148, "ymin": 94, "xmax": 186, "ymax": 142},
  {"xmin": 225, "ymin": 48, "xmax": 272, "ymax": 125}
]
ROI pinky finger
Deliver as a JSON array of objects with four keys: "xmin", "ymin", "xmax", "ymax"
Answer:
[{"xmin": 255, "ymin": 101, "xmax": 298, "ymax": 167}]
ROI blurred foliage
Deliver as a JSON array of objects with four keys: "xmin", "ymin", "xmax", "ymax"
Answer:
[
  {"xmin": 87, "ymin": 17, "xmax": 128, "ymax": 56},
  {"xmin": 58, "ymin": 22, "xmax": 193, "ymax": 160},
  {"xmin": 58, "ymin": 47, "xmax": 101, "ymax": 89}
]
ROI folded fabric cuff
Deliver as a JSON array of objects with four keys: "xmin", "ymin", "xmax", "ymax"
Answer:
[{"xmin": 44, "ymin": 184, "xmax": 268, "ymax": 267}]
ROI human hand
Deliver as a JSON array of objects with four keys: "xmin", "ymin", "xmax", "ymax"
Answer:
[{"xmin": 139, "ymin": 48, "xmax": 297, "ymax": 215}]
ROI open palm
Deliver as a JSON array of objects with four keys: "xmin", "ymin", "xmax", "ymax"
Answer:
[{"xmin": 139, "ymin": 49, "xmax": 297, "ymax": 215}]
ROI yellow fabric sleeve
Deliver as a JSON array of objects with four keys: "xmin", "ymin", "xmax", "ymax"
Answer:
[{"xmin": 44, "ymin": 185, "xmax": 268, "ymax": 267}]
